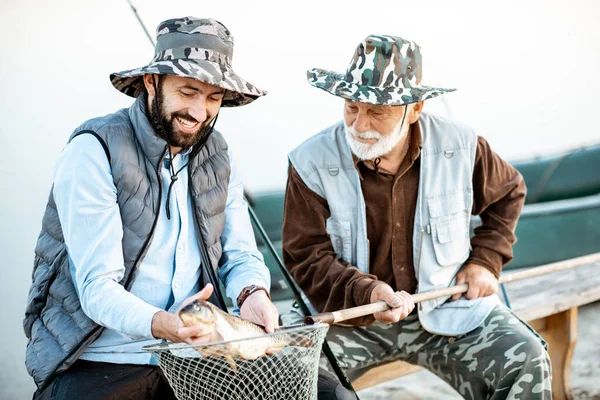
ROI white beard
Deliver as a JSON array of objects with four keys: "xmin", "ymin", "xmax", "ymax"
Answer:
[{"xmin": 344, "ymin": 119, "xmax": 408, "ymax": 160}]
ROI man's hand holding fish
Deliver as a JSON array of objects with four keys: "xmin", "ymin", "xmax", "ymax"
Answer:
[
  {"xmin": 240, "ymin": 288, "xmax": 280, "ymax": 333},
  {"xmin": 150, "ymin": 283, "xmax": 279, "ymax": 346}
]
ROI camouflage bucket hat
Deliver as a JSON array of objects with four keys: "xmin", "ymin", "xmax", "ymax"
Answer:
[
  {"xmin": 308, "ymin": 35, "xmax": 455, "ymax": 106},
  {"xmin": 110, "ymin": 17, "xmax": 266, "ymax": 107}
]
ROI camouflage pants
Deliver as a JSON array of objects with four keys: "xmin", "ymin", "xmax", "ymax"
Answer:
[{"xmin": 319, "ymin": 306, "xmax": 551, "ymax": 400}]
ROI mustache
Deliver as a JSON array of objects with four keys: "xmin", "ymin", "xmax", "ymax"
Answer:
[{"xmin": 346, "ymin": 126, "xmax": 383, "ymax": 140}]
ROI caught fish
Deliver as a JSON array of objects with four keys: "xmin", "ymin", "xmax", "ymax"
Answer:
[{"xmin": 178, "ymin": 299, "xmax": 289, "ymax": 371}]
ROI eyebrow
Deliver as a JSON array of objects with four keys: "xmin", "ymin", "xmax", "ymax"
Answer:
[
  {"xmin": 179, "ymin": 84, "xmax": 226, "ymax": 95},
  {"xmin": 370, "ymin": 105, "xmax": 390, "ymax": 113}
]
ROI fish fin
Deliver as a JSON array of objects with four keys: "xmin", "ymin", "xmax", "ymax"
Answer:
[
  {"xmin": 265, "ymin": 346, "xmax": 284, "ymax": 356},
  {"xmin": 296, "ymin": 337, "xmax": 313, "ymax": 348},
  {"xmin": 225, "ymin": 355, "xmax": 238, "ymax": 372}
]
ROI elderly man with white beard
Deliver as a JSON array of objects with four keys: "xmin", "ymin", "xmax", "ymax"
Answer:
[{"xmin": 281, "ymin": 35, "xmax": 551, "ymax": 400}]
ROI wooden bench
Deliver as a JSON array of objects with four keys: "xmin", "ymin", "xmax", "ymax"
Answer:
[{"xmin": 353, "ymin": 260, "xmax": 600, "ymax": 400}]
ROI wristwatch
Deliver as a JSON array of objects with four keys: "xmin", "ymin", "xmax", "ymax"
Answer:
[{"xmin": 237, "ymin": 284, "xmax": 270, "ymax": 308}]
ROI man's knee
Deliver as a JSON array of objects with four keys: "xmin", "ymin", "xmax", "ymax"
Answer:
[{"xmin": 513, "ymin": 328, "xmax": 550, "ymax": 365}]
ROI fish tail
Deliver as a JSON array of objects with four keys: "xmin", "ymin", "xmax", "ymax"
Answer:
[{"xmin": 224, "ymin": 355, "xmax": 238, "ymax": 372}]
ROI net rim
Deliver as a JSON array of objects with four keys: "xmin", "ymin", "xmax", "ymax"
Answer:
[{"xmin": 142, "ymin": 322, "xmax": 329, "ymax": 353}]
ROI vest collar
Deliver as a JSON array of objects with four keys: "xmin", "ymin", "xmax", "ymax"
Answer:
[{"xmin": 128, "ymin": 93, "xmax": 168, "ymax": 168}]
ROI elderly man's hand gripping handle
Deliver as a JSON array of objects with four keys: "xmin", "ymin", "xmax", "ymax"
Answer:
[
  {"xmin": 451, "ymin": 263, "xmax": 499, "ymax": 301},
  {"xmin": 370, "ymin": 283, "xmax": 415, "ymax": 324}
]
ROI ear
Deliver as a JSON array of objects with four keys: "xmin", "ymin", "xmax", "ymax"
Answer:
[
  {"xmin": 143, "ymin": 74, "xmax": 156, "ymax": 97},
  {"xmin": 408, "ymin": 101, "xmax": 424, "ymax": 124}
]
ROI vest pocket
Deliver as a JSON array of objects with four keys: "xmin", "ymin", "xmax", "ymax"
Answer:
[
  {"xmin": 326, "ymin": 218, "xmax": 352, "ymax": 263},
  {"xmin": 437, "ymin": 298, "xmax": 476, "ymax": 309},
  {"xmin": 428, "ymin": 195, "xmax": 470, "ymax": 267}
]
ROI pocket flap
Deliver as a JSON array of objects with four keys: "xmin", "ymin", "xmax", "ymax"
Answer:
[{"xmin": 427, "ymin": 193, "xmax": 471, "ymax": 218}]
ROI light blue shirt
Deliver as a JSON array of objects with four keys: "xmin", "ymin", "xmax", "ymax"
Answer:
[{"xmin": 53, "ymin": 134, "xmax": 270, "ymax": 365}]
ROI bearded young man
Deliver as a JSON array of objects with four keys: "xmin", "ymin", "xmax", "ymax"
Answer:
[
  {"xmin": 282, "ymin": 35, "xmax": 552, "ymax": 399},
  {"xmin": 24, "ymin": 17, "xmax": 280, "ymax": 399}
]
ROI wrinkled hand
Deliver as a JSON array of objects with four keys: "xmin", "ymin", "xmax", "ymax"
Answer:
[
  {"xmin": 370, "ymin": 283, "xmax": 415, "ymax": 324},
  {"xmin": 451, "ymin": 264, "xmax": 498, "ymax": 301},
  {"xmin": 151, "ymin": 284, "xmax": 219, "ymax": 345},
  {"xmin": 240, "ymin": 291, "xmax": 280, "ymax": 333}
]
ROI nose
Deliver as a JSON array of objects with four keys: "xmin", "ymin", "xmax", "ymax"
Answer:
[
  {"xmin": 189, "ymin": 99, "xmax": 208, "ymax": 123},
  {"xmin": 353, "ymin": 110, "xmax": 371, "ymax": 133}
]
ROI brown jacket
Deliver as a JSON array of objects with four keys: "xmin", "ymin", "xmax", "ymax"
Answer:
[{"xmin": 282, "ymin": 122, "xmax": 526, "ymax": 323}]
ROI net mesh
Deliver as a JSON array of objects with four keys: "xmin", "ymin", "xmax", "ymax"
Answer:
[{"xmin": 144, "ymin": 323, "xmax": 329, "ymax": 400}]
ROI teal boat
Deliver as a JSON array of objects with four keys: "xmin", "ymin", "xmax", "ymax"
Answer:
[
  {"xmin": 248, "ymin": 143, "xmax": 600, "ymax": 300},
  {"xmin": 505, "ymin": 143, "xmax": 600, "ymax": 269}
]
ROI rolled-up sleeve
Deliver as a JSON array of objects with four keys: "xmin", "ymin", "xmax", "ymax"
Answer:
[
  {"xmin": 53, "ymin": 134, "xmax": 161, "ymax": 340},
  {"xmin": 218, "ymin": 149, "xmax": 270, "ymax": 310}
]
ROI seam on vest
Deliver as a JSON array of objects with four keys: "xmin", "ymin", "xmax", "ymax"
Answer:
[
  {"xmin": 189, "ymin": 153, "xmax": 229, "ymax": 177},
  {"xmin": 122, "ymin": 224, "xmax": 146, "ymax": 241},
  {"xmin": 34, "ymin": 233, "xmax": 64, "ymax": 261},
  {"xmin": 45, "ymin": 199, "xmax": 59, "ymax": 219},
  {"xmin": 33, "ymin": 255, "xmax": 63, "ymax": 280},
  {"xmin": 70, "ymin": 130, "xmax": 112, "ymax": 164},
  {"xmin": 190, "ymin": 184, "xmax": 227, "ymax": 198},
  {"xmin": 199, "ymin": 212, "xmax": 225, "ymax": 223},
  {"xmin": 49, "ymin": 300, "xmax": 87, "ymax": 338}
]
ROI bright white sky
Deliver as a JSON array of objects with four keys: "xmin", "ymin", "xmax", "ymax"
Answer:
[{"xmin": 1, "ymin": 0, "xmax": 599, "ymax": 397}]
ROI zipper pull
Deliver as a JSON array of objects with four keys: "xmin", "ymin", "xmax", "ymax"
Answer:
[{"xmin": 426, "ymin": 224, "xmax": 431, "ymax": 234}]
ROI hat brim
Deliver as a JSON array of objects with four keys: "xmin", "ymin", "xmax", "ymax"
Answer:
[
  {"xmin": 110, "ymin": 59, "xmax": 266, "ymax": 107},
  {"xmin": 307, "ymin": 68, "xmax": 455, "ymax": 106}
]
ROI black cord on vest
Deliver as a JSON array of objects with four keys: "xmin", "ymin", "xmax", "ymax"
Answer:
[
  {"xmin": 165, "ymin": 147, "xmax": 188, "ymax": 220},
  {"xmin": 164, "ymin": 113, "xmax": 219, "ymax": 220}
]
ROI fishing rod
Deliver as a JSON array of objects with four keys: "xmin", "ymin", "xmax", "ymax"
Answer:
[
  {"xmin": 306, "ymin": 251, "xmax": 600, "ymax": 325},
  {"xmin": 246, "ymin": 200, "xmax": 360, "ymax": 397},
  {"xmin": 126, "ymin": 0, "xmax": 155, "ymax": 47}
]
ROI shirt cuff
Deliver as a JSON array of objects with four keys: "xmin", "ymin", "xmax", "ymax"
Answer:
[
  {"xmin": 353, "ymin": 278, "xmax": 386, "ymax": 307},
  {"xmin": 124, "ymin": 303, "xmax": 164, "ymax": 340},
  {"xmin": 467, "ymin": 247, "xmax": 504, "ymax": 278}
]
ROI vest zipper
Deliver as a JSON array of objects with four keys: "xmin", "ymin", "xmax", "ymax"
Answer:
[{"xmin": 188, "ymin": 171, "xmax": 228, "ymax": 311}]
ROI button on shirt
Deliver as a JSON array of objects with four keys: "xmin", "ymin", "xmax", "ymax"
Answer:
[{"xmin": 53, "ymin": 134, "xmax": 269, "ymax": 365}]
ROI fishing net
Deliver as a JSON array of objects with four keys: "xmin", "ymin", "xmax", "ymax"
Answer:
[{"xmin": 144, "ymin": 323, "xmax": 329, "ymax": 400}]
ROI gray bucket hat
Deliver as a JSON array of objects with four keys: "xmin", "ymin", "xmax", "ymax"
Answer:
[
  {"xmin": 110, "ymin": 17, "xmax": 266, "ymax": 107},
  {"xmin": 308, "ymin": 35, "xmax": 455, "ymax": 106}
]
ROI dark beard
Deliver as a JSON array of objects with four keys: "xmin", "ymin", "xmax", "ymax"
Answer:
[{"xmin": 148, "ymin": 79, "xmax": 210, "ymax": 150}]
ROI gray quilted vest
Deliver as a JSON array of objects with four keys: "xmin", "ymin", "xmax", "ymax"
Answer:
[{"xmin": 23, "ymin": 94, "xmax": 230, "ymax": 392}]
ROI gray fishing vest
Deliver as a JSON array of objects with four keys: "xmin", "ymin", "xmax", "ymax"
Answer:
[
  {"xmin": 289, "ymin": 112, "xmax": 500, "ymax": 336},
  {"xmin": 23, "ymin": 95, "xmax": 231, "ymax": 392}
]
